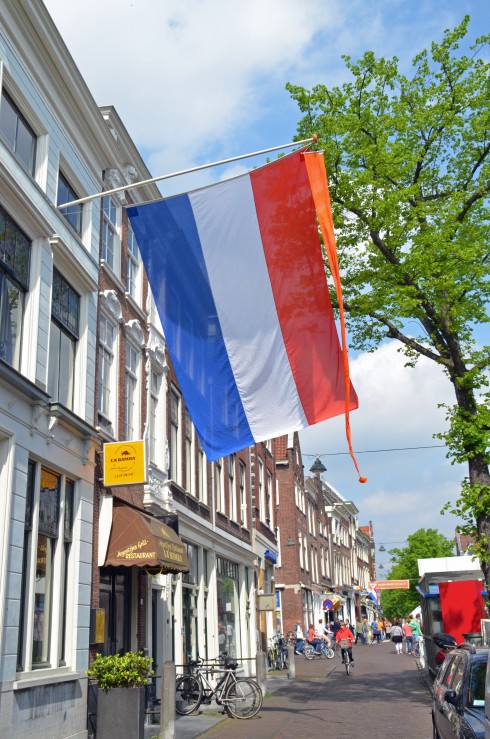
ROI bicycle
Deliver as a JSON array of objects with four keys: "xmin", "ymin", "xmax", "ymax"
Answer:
[
  {"xmin": 267, "ymin": 639, "xmax": 280, "ymax": 670},
  {"xmin": 303, "ymin": 641, "xmax": 334, "ymax": 660},
  {"xmin": 339, "ymin": 638, "xmax": 353, "ymax": 675},
  {"xmin": 175, "ymin": 656, "xmax": 263, "ymax": 719}
]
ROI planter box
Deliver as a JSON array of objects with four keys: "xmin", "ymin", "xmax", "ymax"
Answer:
[{"xmin": 96, "ymin": 686, "xmax": 145, "ymax": 739}]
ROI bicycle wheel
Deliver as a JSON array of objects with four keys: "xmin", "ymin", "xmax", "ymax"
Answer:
[
  {"xmin": 303, "ymin": 645, "xmax": 315, "ymax": 660},
  {"xmin": 175, "ymin": 675, "xmax": 202, "ymax": 715},
  {"xmin": 325, "ymin": 647, "xmax": 335, "ymax": 659},
  {"xmin": 344, "ymin": 656, "xmax": 351, "ymax": 675},
  {"xmin": 225, "ymin": 678, "xmax": 263, "ymax": 719}
]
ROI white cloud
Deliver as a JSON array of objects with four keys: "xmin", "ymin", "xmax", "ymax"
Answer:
[{"xmin": 300, "ymin": 342, "xmax": 465, "ymax": 543}]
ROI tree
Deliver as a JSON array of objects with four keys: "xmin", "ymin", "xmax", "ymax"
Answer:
[
  {"xmin": 287, "ymin": 17, "xmax": 490, "ymax": 586},
  {"xmin": 379, "ymin": 528, "xmax": 454, "ymax": 620}
]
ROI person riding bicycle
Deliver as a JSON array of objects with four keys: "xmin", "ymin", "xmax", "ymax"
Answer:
[
  {"xmin": 315, "ymin": 620, "xmax": 332, "ymax": 650},
  {"xmin": 335, "ymin": 621, "xmax": 355, "ymax": 665}
]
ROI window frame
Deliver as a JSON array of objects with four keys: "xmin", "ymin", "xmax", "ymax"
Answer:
[
  {"xmin": 98, "ymin": 312, "xmax": 118, "ymax": 433},
  {"xmin": 124, "ymin": 340, "xmax": 140, "ymax": 440},
  {"xmin": 48, "ymin": 269, "xmax": 80, "ymax": 410},
  {"xmin": 126, "ymin": 224, "xmax": 141, "ymax": 304},
  {"xmin": 17, "ymin": 462, "xmax": 76, "ymax": 673},
  {"xmin": 0, "ymin": 88, "xmax": 37, "ymax": 175},
  {"xmin": 101, "ymin": 194, "xmax": 121, "ymax": 275},
  {"xmin": 169, "ymin": 386, "xmax": 182, "ymax": 484},
  {"xmin": 57, "ymin": 171, "xmax": 83, "ymax": 235}
]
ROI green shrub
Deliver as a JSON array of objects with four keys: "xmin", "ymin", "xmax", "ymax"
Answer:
[{"xmin": 87, "ymin": 652, "xmax": 153, "ymax": 690}]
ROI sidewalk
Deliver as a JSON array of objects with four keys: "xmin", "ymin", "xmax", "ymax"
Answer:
[{"xmin": 145, "ymin": 641, "xmax": 434, "ymax": 739}]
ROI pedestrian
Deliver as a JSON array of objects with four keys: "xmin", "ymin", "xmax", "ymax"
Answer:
[
  {"xmin": 385, "ymin": 620, "xmax": 392, "ymax": 640},
  {"xmin": 355, "ymin": 618, "xmax": 364, "ymax": 644},
  {"xmin": 391, "ymin": 619, "xmax": 404, "ymax": 655},
  {"xmin": 377, "ymin": 617, "xmax": 385, "ymax": 641},
  {"xmin": 361, "ymin": 616, "xmax": 371, "ymax": 645},
  {"xmin": 402, "ymin": 617, "xmax": 414, "ymax": 654},
  {"xmin": 409, "ymin": 614, "xmax": 422, "ymax": 654},
  {"xmin": 294, "ymin": 622, "xmax": 305, "ymax": 654},
  {"xmin": 416, "ymin": 613, "xmax": 424, "ymax": 632},
  {"xmin": 331, "ymin": 617, "xmax": 341, "ymax": 638},
  {"xmin": 371, "ymin": 618, "xmax": 381, "ymax": 644}
]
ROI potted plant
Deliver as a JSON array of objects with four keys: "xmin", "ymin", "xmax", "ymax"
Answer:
[{"xmin": 88, "ymin": 652, "xmax": 153, "ymax": 739}]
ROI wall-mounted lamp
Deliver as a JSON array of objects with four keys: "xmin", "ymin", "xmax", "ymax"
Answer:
[{"xmin": 286, "ymin": 538, "xmax": 296, "ymax": 547}]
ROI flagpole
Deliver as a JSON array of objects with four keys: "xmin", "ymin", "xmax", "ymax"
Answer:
[{"xmin": 58, "ymin": 136, "xmax": 317, "ymax": 209}]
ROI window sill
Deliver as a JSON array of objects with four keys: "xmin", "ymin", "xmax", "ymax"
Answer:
[{"xmin": 14, "ymin": 669, "xmax": 84, "ymax": 690}]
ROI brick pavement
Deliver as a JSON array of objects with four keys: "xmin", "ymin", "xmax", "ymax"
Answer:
[{"xmin": 191, "ymin": 642, "xmax": 433, "ymax": 739}]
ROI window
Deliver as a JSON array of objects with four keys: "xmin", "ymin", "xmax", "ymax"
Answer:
[
  {"xmin": 57, "ymin": 172, "xmax": 82, "ymax": 234},
  {"xmin": 126, "ymin": 225, "xmax": 141, "ymax": 302},
  {"xmin": 185, "ymin": 411, "xmax": 194, "ymax": 494},
  {"xmin": 216, "ymin": 557, "xmax": 241, "ymax": 658},
  {"xmin": 469, "ymin": 661, "xmax": 486, "ymax": 706},
  {"xmin": 124, "ymin": 342, "xmax": 139, "ymax": 439},
  {"xmin": 266, "ymin": 470, "xmax": 272, "ymax": 526},
  {"xmin": 0, "ymin": 204, "xmax": 30, "ymax": 369},
  {"xmin": 169, "ymin": 387, "xmax": 181, "ymax": 483},
  {"xmin": 228, "ymin": 454, "xmax": 237, "ymax": 521},
  {"xmin": 239, "ymin": 461, "xmax": 247, "ymax": 526},
  {"xmin": 48, "ymin": 269, "xmax": 79, "ymax": 410},
  {"xmin": 215, "ymin": 458, "xmax": 224, "ymax": 513},
  {"xmin": 148, "ymin": 369, "xmax": 162, "ymax": 462},
  {"xmin": 197, "ymin": 441, "xmax": 206, "ymax": 504},
  {"xmin": 98, "ymin": 314, "xmax": 116, "ymax": 429},
  {"xmin": 0, "ymin": 89, "xmax": 37, "ymax": 174},
  {"xmin": 102, "ymin": 195, "xmax": 118, "ymax": 270},
  {"xmin": 258, "ymin": 459, "xmax": 265, "ymax": 522},
  {"xmin": 17, "ymin": 463, "xmax": 74, "ymax": 671}
]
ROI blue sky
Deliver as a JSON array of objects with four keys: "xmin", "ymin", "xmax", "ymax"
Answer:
[{"xmin": 44, "ymin": 0, "xmax": 490, "ymax": 559}]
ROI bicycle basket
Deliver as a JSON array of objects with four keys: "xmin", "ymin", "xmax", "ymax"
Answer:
[{"xmin": 339, "ymin": 639, "xmax": 350, "ymax": 648}]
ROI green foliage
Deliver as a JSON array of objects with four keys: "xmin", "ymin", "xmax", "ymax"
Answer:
[
  {"xmin": 287, "ymin": 16, "xmax": 490, "ymax": 571},
  {"xmin": 379, "ymin": 528, "xmax": 454, "ymax": 620},
  {"xmin": 87, "ymin": 652, "xmax": 153, "ymax": 690}
]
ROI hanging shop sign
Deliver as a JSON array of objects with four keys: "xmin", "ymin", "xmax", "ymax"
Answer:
[
  {"xmin": 103, "ymin": 440, "xmax": 147, "ymax": 486},
  {"xmin": 258, "ymin": 594, "xmax": 276, "ymax": 611}
]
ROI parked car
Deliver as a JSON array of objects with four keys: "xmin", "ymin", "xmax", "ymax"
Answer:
[{"xmin": 432, "ymin": 642, "xmax": 487, "ymax": 739}]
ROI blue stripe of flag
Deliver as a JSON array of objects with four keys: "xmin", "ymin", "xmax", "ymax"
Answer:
[{"xmin": 127, "ymin": 196, "xmax": 254, "ymax": 460}]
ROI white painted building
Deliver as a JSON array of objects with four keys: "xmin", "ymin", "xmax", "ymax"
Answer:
[{"xmin": 0, "ymin": 1, "xmax": 118, "ymax": 735}]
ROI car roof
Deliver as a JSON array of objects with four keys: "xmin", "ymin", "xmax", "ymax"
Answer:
[{"xmin": 451, "ymin": 643, "xmax": 489, "ymax": 659}]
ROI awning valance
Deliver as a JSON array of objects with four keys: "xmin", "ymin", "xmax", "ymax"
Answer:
[{"xmin": 104, "ymin": 504, "xmax": 189, "ymax": 575}]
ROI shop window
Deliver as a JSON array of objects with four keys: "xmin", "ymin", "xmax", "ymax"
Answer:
[
  {"xmin": 17, "ymin": 463, "xmax": 74, "ymax": 671},
  {"xmin": 216, "ymin": 557, "xmax": 240, "ymax": 658}
]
